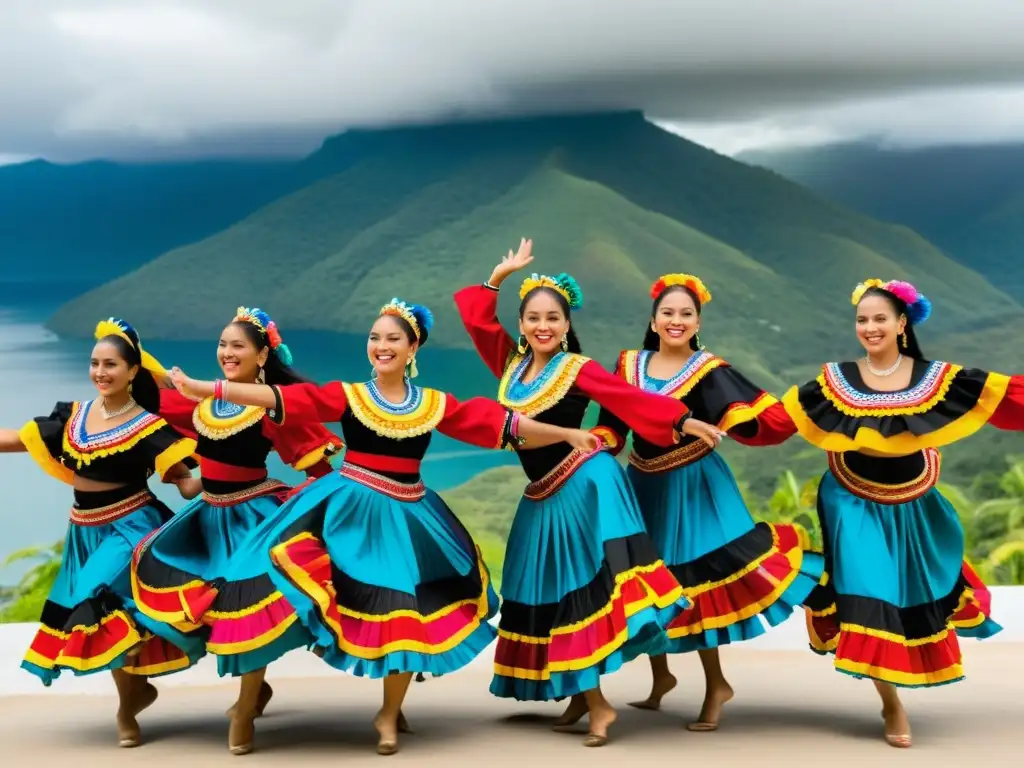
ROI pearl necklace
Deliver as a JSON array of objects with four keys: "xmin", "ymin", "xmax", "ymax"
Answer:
[
  {"xmin": 100, "ymin": 397, "xmax": 137, "ymax": 419},
  {"xmin": 864, "ymin": 354, "xmax": 903, "ymax": 377}
]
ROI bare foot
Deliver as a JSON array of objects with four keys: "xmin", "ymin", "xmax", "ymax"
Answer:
[
  {"xmin": 882, "ymin": 703, "xmax": 912, "ymax": 748},
  {"xmin": 687, "ymin": 681, "xmax": 734, "ymax": 732},
  {"xmin": 226, "ymin": 681, "xmax": 274, "ymax": 719},
  {"xmin": 552, "ymin": 695, "xmax": 588, "ymax": 730},
  {"xmin": 116, "ymin": 682, "xmax": 158, "ymax": 748},
  {"xmin": 374, "ymin": 710, "xmax": 400, "ymax": 756},
  {"xmin": 228, "ymin": 714, "xmax": 256, "ymax": 755},
  {"xmin": 583, "ymin": 702, "xmax": 617, "ymax": 747},
  {"xmin": 628, "ymin": 672, "xmax": 678, "ymax": 711}
]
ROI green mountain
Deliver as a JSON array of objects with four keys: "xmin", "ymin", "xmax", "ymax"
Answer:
[
  {"xmin": 739, "ymin": 142, "xmax": 1024, "ymax": 301},
  {"xmin": 48, "ymin": 113, "xmax": 1024, "ymax": 384}
]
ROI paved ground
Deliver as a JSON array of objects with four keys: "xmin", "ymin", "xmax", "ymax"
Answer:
[{"xmin": 2, "ymin": 645, "xmax": 1020, "ymax": 766}]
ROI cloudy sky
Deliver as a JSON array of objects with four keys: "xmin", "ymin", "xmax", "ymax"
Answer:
[{"xmin": 3, "ymin": 0, "xmax": 1024, "ymax": 162}]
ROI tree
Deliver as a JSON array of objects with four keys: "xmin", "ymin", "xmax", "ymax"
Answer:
[{"xmin": 0, "ymin": 540, "xmax": 63, "ymax": 623}]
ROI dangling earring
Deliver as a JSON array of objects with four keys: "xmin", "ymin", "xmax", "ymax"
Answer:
[
  {"xmin": 128, "ymin": 380, "xmax": 134, "ymax": 397},
  {"xmin": 901, "ymin": 332, "xmax": 908, "ymax": 349},
  {"xmin": 560, "ymin": 335, "xmax": 569, "ymax": 353},
  {"xmin": 694, "ymin": 331, "xmax": 705, "ymax": 350},
  {"xmin": 406, "ymin": 356, "xmax": 418, "ymax": 379},
  {"xmin": 256, "ymin": 366, "xmax": 266, "ymax": 384},
  {"xmin": 517, "ymin": 334, "xmax": 528, "ymax": 355}
]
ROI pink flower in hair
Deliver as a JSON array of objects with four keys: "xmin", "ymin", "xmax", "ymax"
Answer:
[{"xmin": 884, "ymin": 280, "xmax": 919, "ymax": 307}]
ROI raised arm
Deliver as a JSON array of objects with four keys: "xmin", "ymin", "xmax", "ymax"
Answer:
[
  {"xmin": 437, "ymin": 394, "xmax": 600, "ymax": 453},
  {"xmin": 0, "ymin": 428, "xmax": 26, "ymax": 453},
  {"xmin": 452, "ymin": 238, "xmax": 536, "ymax": 378},
  {"xmin": 168, "ymin": 369, "xmax": 348, "ymax": 424}
]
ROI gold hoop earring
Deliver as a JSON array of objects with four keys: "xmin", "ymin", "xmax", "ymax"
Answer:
[{"xmin": 517, "ymin": 334, "xmax": 528, "ymax": 355}]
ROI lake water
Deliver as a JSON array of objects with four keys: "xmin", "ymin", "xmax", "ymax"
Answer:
[{"xmin": 0, "ymin": 282, "xmax": 517, "ymax": 580}]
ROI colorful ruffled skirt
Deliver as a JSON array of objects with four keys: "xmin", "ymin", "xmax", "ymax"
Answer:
[
  {"xmin": 627, "ymin": 448, "xmax": 824, "ymax": 652},
  {"xmin": 491, "ymin": 450, "xmax": 690, "ymax": 702},
  {"xmin": 131, "ymin": 480, "xmax": 313, "ymax": 676},
  {"xmin": 263, "ymin": 464, "xmax": 498, "ymax": 678},
  {"xmin": 23, "ymin": 486, "xmax": 206, "ymax": 686},
  {"xmin": 805, "ymin": 470, "xmax": 1001, "ymax": 687}
]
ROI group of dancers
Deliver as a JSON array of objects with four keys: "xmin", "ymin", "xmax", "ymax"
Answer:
[{"xmin": 2, "ymin": 237, "xmax": 1022, "ymax": 755}]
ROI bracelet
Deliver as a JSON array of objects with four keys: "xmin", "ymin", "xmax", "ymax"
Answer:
[
  {"xmin": 214, "ymin": 379, "xmax": 224, "ymax": 400},
  {"xmin": 674, "ymin": 411, "xmax": 692, "ymax": 431},
  {"xmin": 483, "ymin": 281, "xmax": 499, "ymax": 292}
]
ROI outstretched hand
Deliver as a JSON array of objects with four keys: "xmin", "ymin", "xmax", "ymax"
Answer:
[
  {"xmin": 169, "ymin": 367, "xmax": 206, "ymax": 402},
  {"xmin": 495, "ymin": 238, "xmax": 534, "ymax": 277},
  {"xmin": 677, "ymin": 418, "xmax": 727, "ymax": 449}
]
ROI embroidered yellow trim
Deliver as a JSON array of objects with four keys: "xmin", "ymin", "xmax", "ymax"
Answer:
[
  {"xmin": 193, "ymin": 397, "xmax": 266, "ymax": 440},
  {"xmin": 618, "ymin": 349, "xmax": 724, "ymax": 401},
  {"xmin": 341, "ymin": 382, "xmax": 445, "ymax": 439},
  {"xmin": 817, "ymin": 363, "xmax": 961, "ymax": 418},
  {"xmin": 62, "ymin": 402, "xmax": 168, "ymax": 468},
  {"xmin": 17, "ymin": 420, "xmax": 74, "ymax": 485},
  {"xmin": 497, "ymin": 353, "xmax": 589, "ymax": 417}
]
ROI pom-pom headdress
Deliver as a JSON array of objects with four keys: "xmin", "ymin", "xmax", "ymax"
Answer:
[
  {"xmin": 851, "ymin": 279, "xmax": 932, "ymax": 326},
  {"xmin": 519, "ymin": 272, "xmax": 584, "ymax": 310},
  {"xmin": 378, "ymin": 298, "xmax": 434, "ymax": 379},
  {"xmin": 235, "ymin": 307, "xmax": 294, "ymax": 366},
  {"xmin": 94, "ymin": 317, "xmax": 168, "ymax": 378},
  {"xmin": 650, "ymin": 273, "xmax": 712, "ymax": 305}
]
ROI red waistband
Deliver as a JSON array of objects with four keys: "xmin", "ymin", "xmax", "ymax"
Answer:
[
  {"xmin": 199, "ymin": 457, "xmax": 268, "ymax": 482},
  {"xmin": 344, "ymin": 451, "xmax": 421, "ymax": 475}
]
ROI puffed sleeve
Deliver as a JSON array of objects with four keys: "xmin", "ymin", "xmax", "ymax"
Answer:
[
  {"xmin": 989, "ymin": 374, "xmax": 1024, "ymax": 431},
  {"xmin": 453, "ymin": 284, "xmax": 518, "ymax": 378},
  {"xmin": 157, "ymin": 388, "xmax": 199, "ymax": 437},
  {"xmin": 139, "ymin": 421, "xmax": 198, "ymax": 481},
  {"xmin": 272, "ymin": 382, "xmax": 349, "ymax": 424},
  {"xmin": 697, "ymin": 366, "xmax": 796, "ymax": 447},
  {"xmin": 575, "ymin": 360, "xmax": 688, "ymax": 448},
  {"xmin": 435, "ymin": 393, "xmax": 512, "ymax": 449},
  {"xmin": 18, "ymin": 401, "xmax": 76, "ymax": 484},
  {"xmin": 264, "ymin": 418, "xmax": 344, "ymax": 475}
]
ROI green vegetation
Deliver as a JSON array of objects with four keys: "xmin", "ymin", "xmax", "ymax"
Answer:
[{"xmin": 5, "ymin": 453, "xmax": 1024, "ymax": 624}]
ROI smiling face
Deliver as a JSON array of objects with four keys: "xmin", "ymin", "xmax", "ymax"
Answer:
[
  {"xmin": 856, "ymin": 292, "xmax": 905, "ymax": 357},
  {"xmin": 218, "ymin": 322, "xmax": 268, "ymax": 382},
  {"xmin": 368, "ymin": 315, "xmax": 417, "ymax": 378},
  {"xmin": 519, "ymin": 289, "xmax": 570, "ymax": 357},
  {"xmin": 652, "ymin": 287, "xmax": 700, "ymax": 351},
  {"xmin": 90, "ymin": 340, "xmax": 138, "ymax": 398}
]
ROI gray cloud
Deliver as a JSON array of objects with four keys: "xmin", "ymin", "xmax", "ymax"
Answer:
[{"xmin": 4, "ymin": 0, "xmax": 1024, "ymax": 160}]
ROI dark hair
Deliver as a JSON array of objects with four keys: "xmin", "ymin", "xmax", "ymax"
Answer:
[
  {"xmin": 643, "ymin": 285, "xmax": 702, "ymax": 352},
  {"xmin": 518, "ymin": 286, "xmax": 582, "ymax": 354},
  {"xmin": 378, "ymin": 314, "xmax": 430, "ymax": 348},
  {"xmin": 858, "ymin": 287, "xmax": 925, "ymax": 360},
  {"xmin": 96, "ymin": 332, "xmax": 160, "ymax": 414},
  {"xmin": 230, "ymin": 321, "xmax": 310, "ymax": 385}
]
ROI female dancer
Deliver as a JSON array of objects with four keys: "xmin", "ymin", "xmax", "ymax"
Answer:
[
  {"xmin": 593, "ymin": 273, "xmax": 822, "ymax": 730},
  {"xmin": 130, "ymin": 307, "xmax": 341, "ymax": 750},
  {"xmin": 453, "ymin": 240, "xmax": 727, "ymax": 747},
  {"xmin": 166, "ymin": 297, "xmax": 603, "ymax": 755},
  {"xmin": 783, "ymin": 278, "xmax": 1024, "ymax": 748},
  {"xmin": 0, "ymin": 318, "xmax": 205, "ymax": 747}
]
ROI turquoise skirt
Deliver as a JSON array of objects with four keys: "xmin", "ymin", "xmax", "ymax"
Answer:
[
  {"xmin": 805, "ymin": 471, "xmax": 1001, "ymax": 688},
  {"xmin": 131, "ymin": 482, "xmax": 313, "ymax": 677},
  {"xmin": 628, "ymin": 451, "xmax": 823, "ymax": 653},
  {"xmin": 23, "ymin": 487, "xmax": 206, "ymax": 686},
  {"xmin": 260, "ymin": 466, "xmax": 498, "ymax": 679},
  {"xmin": 491, "ymin": 450, "xmax": 690, "ymax": 702}
]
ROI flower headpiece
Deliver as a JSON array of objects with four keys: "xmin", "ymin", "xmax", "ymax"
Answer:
[
  {"xmin": 851, "ymin": 279, "xmax": 932, "ymax": 325},
  {"xmin": 650, "ymin": 273, "xmax": 712, "ymax": 305},
  {"xmin": 518, "ymin": 272, "xmax": 584, "ymax": 310},
  {"xmin": 235, "ymin": 307, "xmax": 294, "ymax": 366},
  {"xmin": 94, "ymin": 317, "xmax": 168, "ymax": 378},
  {"xmin": 378, "ymin": 298, "xmax": 434, "ymax": 379}
]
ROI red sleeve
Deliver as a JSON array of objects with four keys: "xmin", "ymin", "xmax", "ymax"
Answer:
[
  {"xmin": 453, "ymin": 284, "xmax": 517, "ymax": 379},
  {"xmin": 435, "ymin": 393, "xmax": 508, "ymax": 449},
  {"xmin": 727, "ymin": 401, "xmax": 797, "ymax": 446},
  {"xmin": 264, "ymin": 418, "xmax": 343, "ymax": 474},
  {"xmin": 575, "ymin": 360, "xmax": 688, "ymax": 448},
  {"xmin": 157, "ymin": 388, "xmax": 198, "ymax": 436},
  {"xmin": 989, "ymin": 375, "xmax": 1024, "ymax": 431},
  {"xmin": 275, "ymin": 382, "xmax": 348, "ymax": 424}
]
